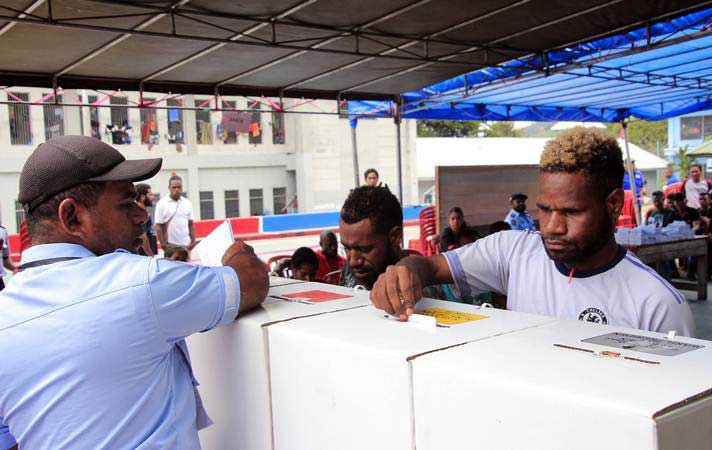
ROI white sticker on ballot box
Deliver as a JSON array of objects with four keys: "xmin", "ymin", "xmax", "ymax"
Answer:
[{"xmin": 582, "ymin": 332, "xmax": 703, "ymax": 356}]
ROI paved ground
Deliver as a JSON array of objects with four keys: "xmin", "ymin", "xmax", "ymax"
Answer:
[{"xmin": 684, "ymin": 286, "xmax": 712, "ymax": 340}]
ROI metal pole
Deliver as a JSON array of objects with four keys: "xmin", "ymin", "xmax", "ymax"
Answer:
[
  {"xmin": 621, "ymin": 120, "xmax": 641, "ymax": 226},
  {"xmin": 351, "ymin": 119, "xmax": 360, "ymax": 187},
  {"xmin": 394, "ymin": 114, "xmax": 403, "ymax": 203}
]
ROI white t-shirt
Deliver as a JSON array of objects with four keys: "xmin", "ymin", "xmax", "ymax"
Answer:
[
  {"xmin": 684, "ymin": 179, "xmax": 709, "ymax": 209},
  {"xmin": 154, "ymin": 196, "xmax": 194, "ymax": 246},
  {"xmin": 444, "ymin": 230, "xmax": 695, "ymax": 337}
]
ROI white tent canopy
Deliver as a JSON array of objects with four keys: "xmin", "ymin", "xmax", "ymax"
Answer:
[{"xmin": 417, "ymin": 137, "xmax": 668, "ymax": 180}]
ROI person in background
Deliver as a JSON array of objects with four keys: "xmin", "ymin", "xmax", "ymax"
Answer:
[
  {"xmin": 290, "ymin": 247, "xmax": 320, "ymax": 282},
  {"xmin": 0, "ymin": 135, "xmax": 268, "ymax": 450},
  {"xmin": 682, "ymin": 163, "xmax": 712, "ymax": 210},
  {"xmin": 488, "ymin": 220, "xmax": 512, "ymax": 235},
  {"xmin": 363, "ymin": 168, "xmax": 380, "ymax": 187},
  {"xmin": 670, "ymin": 193, "xmax": 703, "ymax": 234},
  {"xmin": 315, "ymin": 230, "xmax": 345, "ymax": 283},
  {"xmin": 440, "ymin": 207, "xmax": 468, "ymax": 252},
  {"xmin": 504, "ymin": 193, "xmax": 536, "ymax": 231},
  {"xmin": 135, "ymin": 183, "xmax": 157, "ymax": 256},
  {"xmin": 164, "ymin": 245, "xmax": 190, "ymax": 262},
  {"xmin": 645, "ymin": 191, "xmax": 674, "ymax": 228},
  {"xmin": 0, "ymin": 222, "xmax": 17, "ymax": 292},
  {"xmin": 662, "ymin": 165, "xmax": 680, "ymax": 187},
  {"xmin": 155, "ymin": 175, "xmax": 196, "ymax": 251},
  {"xmin": 622, "ymin": 159, "xmax": 646, "ymax": 201},
  {"xmin": 369, "ymin": 127, "xmax": 694, "ymax": 336},
  {"xmin": 698, "ymin": 191, "xmax": 711, "ymax": 219}
]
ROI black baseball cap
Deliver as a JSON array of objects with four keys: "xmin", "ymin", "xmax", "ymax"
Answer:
[
  {"xmin": 510, "ymin": 192, "xmax": 528, "ymax": 201},
  {"xmin": 19, "ymin": 135, "xmax": 162, "ymax": 212}
]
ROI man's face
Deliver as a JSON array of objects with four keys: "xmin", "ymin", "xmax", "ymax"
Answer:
[
  {"xmin": 145, "ymin": 189, "xmax": 155, "ymax": 207},
  {"xmin": 690, "ymin": 166, "xmax": 702, "ymax": 182},
  {"xmin": 86, "ymin": 181, "xmax": 148, "ymax": 255},
  {"xmin": 292, "ymin": 263, "xmax": 317, "ymax": 281},
  {"xmin": 448, "ymin": 212, "xmax": 464, "ymax": 233},
  {"xmin": 674, "ymin": 197, "xmax": 687, "ymax": 212},
  {"xmin": 339, "ymin": 218, "xmax": 394, "ymax": 288},
  {"xmin": 365, "ymin": 172, "xmax": 379, "ymax": 187},
  {"xmin": 511, "ymin": 198, "xmax": 527, "ymax": 213},
  {"xmin": 320, "ymin": 233, "xmax": 338, "ymax": 258},
  {"xmin": 537, "ymin": 172, "xmax": 616, "ymax": 266},
  {"xmin": 663, "ymin": 167, "xmax": 672, "ymax": 178},
  {"xmin": 652, "ymin": 195, "xmax": 664, "ymax": 210},
  {"xmin": 169, "ymin": 179, "xmax": 183, "ymax": 200},
  {"xmin": 700, "ymin": 194, "xmax": 710, "ymax": 210}
]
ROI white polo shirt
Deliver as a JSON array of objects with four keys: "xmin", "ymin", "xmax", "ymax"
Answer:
[
  {"xmin": 443, "ymin": 230, "xmax": 695, "ymax": 337},
  {"xmin": 155, "ymin": 196, "xmax": 194, "ymax": 246}
]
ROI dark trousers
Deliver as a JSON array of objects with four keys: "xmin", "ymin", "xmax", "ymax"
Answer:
[{"xmin": 0, "ymin": 278, "xmax": 5, "ymax": 291}]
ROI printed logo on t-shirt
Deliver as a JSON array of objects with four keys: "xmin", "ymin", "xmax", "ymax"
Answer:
[{"xmin": 578, "ymin": 307, "xmax": 608, "ymax": 324}]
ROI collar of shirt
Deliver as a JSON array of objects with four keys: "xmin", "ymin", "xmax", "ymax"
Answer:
[
  {"xmin": 20, "ymin": 243, "xmax": 97, "ymax": 266},
  {"xmin": 509, "ymin": 209, "xmax": 530, "ymax": 218}
]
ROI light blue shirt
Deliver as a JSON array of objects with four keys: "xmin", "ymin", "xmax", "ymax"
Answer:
[
  {"xmin": 0, "ymin": 243, "xmax": 240, "ymax": 450},
  {"xmin": 504, "ymin": 209, "xmax": 536, "ymax": 231}
]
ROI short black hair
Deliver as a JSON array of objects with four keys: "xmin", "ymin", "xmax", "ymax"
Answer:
[
  {"xmin": 164, "ymin": 245, "xmax": 189, "ymax": 261},
  {"xmin": 652, "ymin": 190, "xmax": 664, "ymax": 198},
  {"xmin": 168, "ymin": 175, "xmax": 182, "ymax": 185},
  {"xmin": 135, "ymin": 183, "xmax": 151, "ymax": 200},
  {"xmin": 27, "ymin": 182, "xmax": 105, "ymax": 239},
  {"xmin": 488, "ymin": 220, "xmax": 512, "ymax": 234},
  {"xmin": 364, "ymin": 168, "xmax": 379, "ymax": 179},
  {"xmin": 448, "ymin": 206, "xmax": 463, "ymax": 216},
  {"xmin": 690, "ymin": 163, "xmax": 703, "ymax": 171},
  {"xmin": 341, "ymin": 186, "xmax": 402, "ymax": 236},
  {"xmin": 291, "ymin": 247, "xmax": 319, "ymax": 269}
]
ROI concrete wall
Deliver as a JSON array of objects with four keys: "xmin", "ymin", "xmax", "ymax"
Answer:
[{"xmin": 0, "ymin": 89, "xmax": 418, "ymax": 233}]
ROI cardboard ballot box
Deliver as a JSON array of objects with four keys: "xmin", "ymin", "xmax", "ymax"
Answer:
[
  {"xmin": 412, "ymin": 320, "xmax": 712, "ymax": 450},
  {"xmin": 267, "ymin": 299, "xmax": 555, "ymax": 450},
  {"xmin": 186, "ymin": 280, "xmax": 370, "ymax": 450}
]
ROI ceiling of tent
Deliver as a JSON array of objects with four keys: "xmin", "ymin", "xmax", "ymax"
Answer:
[{"xmin": 0, "ymin": 0, "xmax": 709, "ymax": 100}]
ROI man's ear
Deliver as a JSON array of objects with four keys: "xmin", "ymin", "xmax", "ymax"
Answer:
[
  {"xmin": 56, "ymin": 198, "xmax": 91, "ymax": 240},
  {"xmin": 607, "ymin": 188, "xmax": 625, "ymax": 219},
  {"xmin": 388, "ymin": 226, "xmax": 403, "ymax": 247}
]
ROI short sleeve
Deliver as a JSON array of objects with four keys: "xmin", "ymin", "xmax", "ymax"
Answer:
[
  {"xmin": 153, "ymin": 200, "xmax": 169, "ymax": 225},
  {"xmin": 148, "ymin": 259, "xmax": 240, "ymax": 343},
  {"xmin": 0, "ymin": 418, "xmax": 15, "ymax": 450},
  {"xmin": 443, "ymin": 230, "xmax": 518, "ymax": 298},
  {"xmin": 187, "ymin": 200, "xmax": 195, "ymax": 221}
]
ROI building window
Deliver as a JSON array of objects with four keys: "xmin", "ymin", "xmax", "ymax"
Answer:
[
  {"xmin": 199, "ymin": 191, "xmax": 215, "ymax": 220},
  {"xmin": 249, "ymin": 189, "xmax": 263, "ymax": 216},
  {"xmin": 109, "ymin": 96, "xmax": 131, "ymax": 144},
  {"xmin": 15, "ymin": 200, "xmax": 27, "ymax": 232},
  {"xmin": 219, "ymin": 100, "xmax": 239, "ymax": 144},
  {"xmin": 705, "ymin": 116, "xmax": 712, "ymax": 140},
  {"xmin": 87, "ymin": 95, "xmax": 101, "ymax": 140},
  {"xmin": 681, "ymin": 116, "xmax": 703, "ymax": 140},
  {"xmin": 273, "ymin": 187, "xmax": 287, "ymax": 214},
  {"xmin": 167, "ymin": 98, "xmax": 184, "ymax": 144},
  {"xmin": 272, "ymin": 111, "xmax": 285, "ymax": 144},
  {"xmin": 8, "ymin": 92, "xmax": 32, "ymax": 145},
  {"xmin": 248, "ymin": 101, "xmax": 262, "ymax": 145},
  {"xmin": 225, "ymin": 190, "xmax": 240, "ymax": 218},
  {"xmin": 195, "ymin": 99, "xmax": 213, "ymax": 144},
  {"xmin": 43, "ymin": 94, "xmax": 64, "ymax": 141},
  {"xmin": 140, "ymin": 98, "xmax": 159, "ymax": 145}
]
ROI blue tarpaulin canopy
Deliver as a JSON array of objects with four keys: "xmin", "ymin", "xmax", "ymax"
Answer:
[{"xmin": 349, "ymin": 8, "xmax": 712, "ymax": 123}]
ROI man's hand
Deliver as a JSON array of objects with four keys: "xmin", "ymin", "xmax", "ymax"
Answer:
[
  {"xmin": 370, "ymin": 265, "xmax": 423, "ymax": 321},
  {"xmin": 222, "ymin": 240, "xmax": 269, "ymax": 314}
]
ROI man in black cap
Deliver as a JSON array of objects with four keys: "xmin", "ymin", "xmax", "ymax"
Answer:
[
  {"xmin": 504, "ymin": 192, "xmax": 535, "ymax": 231},
  {"xmin": 0, "ymin": 136, "xmax": 268, "ymax": 450}
]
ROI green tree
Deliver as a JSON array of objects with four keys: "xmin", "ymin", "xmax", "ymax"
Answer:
[
  {"xmin": 675, "ymin": 145, "xmax": 697, "ymax": 176},
  {"xmin": 483, "ymin": 122, "xmax": 523, "ymax": 137},
  {"xmin": 605, "ymin": 119, "xmax": 667, "ymax": 154},
  {"xmin": 417, "ymin": 120, "xmax": 481, "ymax": 137}
]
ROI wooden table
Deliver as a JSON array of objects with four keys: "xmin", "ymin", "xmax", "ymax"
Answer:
[{"xmin": 626, "ymin": 236, "xmax": 708, "ymax": 300}]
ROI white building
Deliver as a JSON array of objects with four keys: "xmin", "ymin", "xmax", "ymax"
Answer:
[
  {"xmin": 416, "ymin": 137, "xmax": 669, "ymax": 202},
  {"xmin": 0, "ymin": 88, "xmax": 418, "ymax": 233}
]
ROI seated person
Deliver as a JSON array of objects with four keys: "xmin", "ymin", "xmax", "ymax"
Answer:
[
  {"xmin": 339, "ymin": 185, "xmax": 444, "ymax": 298},
  {"xmin": 645, "ymin": 191, "xmax": 673, "ymax": 228},
  {"xmin": 488, "ymin": 220, "xmax": 512, "ymax": 235},
  {"xmin": 290, "ymin": 247, "xmax": 319, "ymax": 282},
  {"xmin": 504, "ymin": 192, "xmax": 536, "ymax": 231},
  {"xmin": 164, "ymin": 245, "xmax": 189, "ymax": 262},
  {"xmin": 670, "ymin": 192, "xmax": 703, "ymax": 234},
  {"xmin": 439, "ymin": 207, "xmax": 468, "ymax": 252},
  {"xmin": 315, "ymin": 230, "xmax": 346, "ymax": 283}
]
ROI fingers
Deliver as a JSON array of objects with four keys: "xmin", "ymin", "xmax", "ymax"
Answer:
[
  {"xmin": 369, "ymin": 265, "xmax": 422, "ymax": 321},
  {"xmin": 384, "ymin": 266, "xmax": 406, "ymax": 319},
  {"xmin": 370, "ymin": 274, "xmax": 394, "ymax": 315}
]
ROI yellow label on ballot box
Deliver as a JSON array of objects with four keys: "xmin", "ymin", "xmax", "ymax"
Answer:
[{"xmin": 418, "ymin": 307, "xmax": 489, "ymax": 325}]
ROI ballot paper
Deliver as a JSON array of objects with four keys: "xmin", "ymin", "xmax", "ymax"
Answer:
[{"xmin": 192, "ymin": 220, "xmax": 234, "ymax": 266}]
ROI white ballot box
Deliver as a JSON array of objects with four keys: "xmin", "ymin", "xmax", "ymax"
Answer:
[
  {"xmin": 267, "ymin": 299, "xmax": 555, "ymax": 450},
  {"xmin": 187, "ymin": 280, "xmax": 370, "ymax": 450},
  {"xmin": 412, "ymin": 320, "xmax": 712, "ymax": 450}
]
